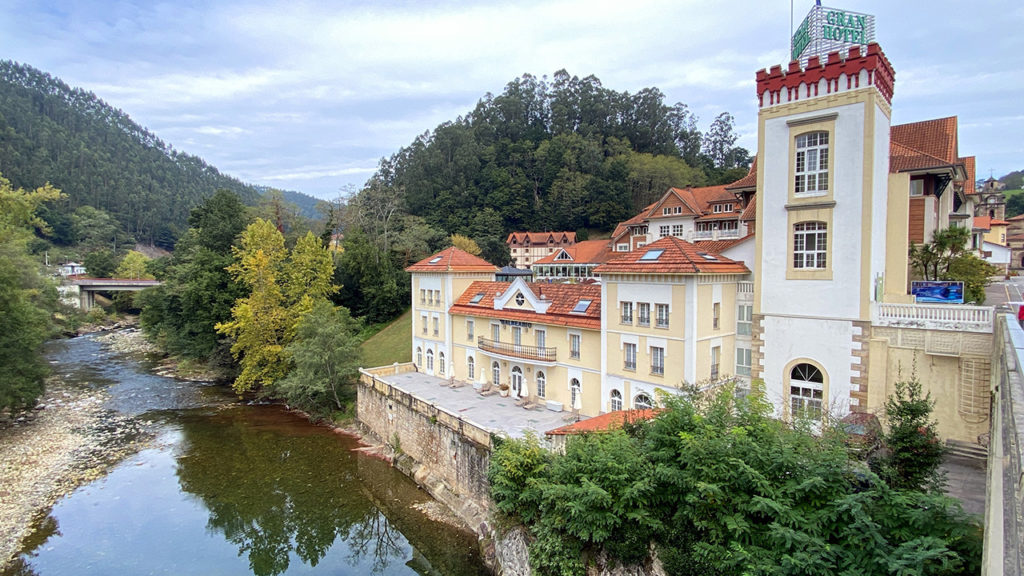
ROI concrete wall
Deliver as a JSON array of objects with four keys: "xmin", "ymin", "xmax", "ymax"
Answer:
[{"xmin": 357, "ymin": 366, "xmax": 493, "ymax": 534}]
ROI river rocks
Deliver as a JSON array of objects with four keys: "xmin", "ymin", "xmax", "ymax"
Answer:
[
  {"xmin": 93, "ymin": 327, "xmax": 160, "ymax": 355},
  {"xmin": 492, "ymin": 526, "xmax": 532, "ymax": 576},
  {"xmin": 0, "ymin": 369, "xmax": 155, "ymax": 569}
]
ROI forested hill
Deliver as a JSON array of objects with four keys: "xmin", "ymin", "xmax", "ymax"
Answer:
[
  {"xmin": 0, "ymin": 60, "xmax": 263, "ymax": 248},
  {"xmin": 364, "ymin": 70, "xmax": 750, "ymax": 251}
]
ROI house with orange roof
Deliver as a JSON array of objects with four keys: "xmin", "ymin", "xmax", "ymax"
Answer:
[
  {"xmin": 505, "ymin": 231, "xmax": 576, "ymax": 269},
  {"xmin": 531, "ymin": 239, "xmax": 617, "ymax": 281}
]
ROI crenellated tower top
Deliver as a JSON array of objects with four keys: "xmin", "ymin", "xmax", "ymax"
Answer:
[{"xmin": 756, "ymin": 43, "xmax": 894, "ymax": 109}]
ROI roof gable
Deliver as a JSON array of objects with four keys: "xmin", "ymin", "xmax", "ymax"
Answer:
[
  {"xmin": 890, "ymin": 116, "xmax": 959, "ymax": 173},
  {"xmin": 595, "ymin": 236, "xmax": 749, "ymax": 275},
  {"xmin": 406, "ymin": 246, "xmax": 498, "ymax": 273}
]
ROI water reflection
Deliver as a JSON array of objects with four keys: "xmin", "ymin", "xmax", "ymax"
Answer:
[{"xmin": 6, "ymin": 334, "xmax": 487, "ymax": 576}]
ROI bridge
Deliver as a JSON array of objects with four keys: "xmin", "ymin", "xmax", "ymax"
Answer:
[{"xmin": 59, "ymin": 277, "xmax": 162, "ymax": 311}]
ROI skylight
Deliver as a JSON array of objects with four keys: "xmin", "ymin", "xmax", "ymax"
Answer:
[
  {"xmin": 697, "ymin": 252, "xmax": 718, "ymax": 261},
  {"xmin": 469, "ymin": 292, "xmax": 484, "ymax": 304},
  {"xmin": 572, "ymin": 299, "xmax": 592, "ymax": 313},
  {"xmin": 429, "ymin": 256, "xmax": 443, "ymax": 264},
  {"xmin": 639, "ymin": 249, "xmax": 664, "ymax": 261}
]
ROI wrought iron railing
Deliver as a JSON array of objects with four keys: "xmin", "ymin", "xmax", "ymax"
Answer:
[{"xmin": 478, "ymin": 337, "xmax": 557, "ymax": 362}]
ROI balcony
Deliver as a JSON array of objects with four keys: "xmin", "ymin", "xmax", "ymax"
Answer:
[
  {"xmin": 871, "ymin": 302, "xmax": 994, "ymax": 333},
  {"xmin": 694, "ymin": 228, "xmax": 741, "ymax": 241},
  {"xmin": 478, "ymin": 337, "xmax": 557, "ymax": 362}
]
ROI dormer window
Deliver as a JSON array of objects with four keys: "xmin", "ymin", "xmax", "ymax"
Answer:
[
  {"xmin": 663, "ymin": 207, "xmax": 671, "ymax": 215},
  {"xmin": 572, "ymin": 299, "xmax": 592, "ymax": 313},
  {"xmin": 674, "ymin": 206, "xmax": 682, "ymax": 214}
]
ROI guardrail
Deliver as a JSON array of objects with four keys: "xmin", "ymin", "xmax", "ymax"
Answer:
[
  {"xmin": 987, "ymin": 315, "xmax": 1023, "ymax": 575},
  {"xmin": 478, "ymin": 337, "xmax": 557, "ymax": 362},
  {"xmin": 872, "ymin": 302, "xmax": 994, "ymax": 333}
]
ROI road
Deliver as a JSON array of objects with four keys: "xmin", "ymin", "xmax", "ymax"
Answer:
[{"xmin": 985, "ymin": 275, "xmax": 1024, "ymax": 311}]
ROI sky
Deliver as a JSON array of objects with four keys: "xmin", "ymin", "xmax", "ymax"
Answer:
[{"xmin": 2, "ymin": 1, "xmax": 1022, "ymax": 200}]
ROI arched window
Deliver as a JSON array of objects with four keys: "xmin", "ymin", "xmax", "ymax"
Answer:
[
  {"xmin": 634, "ymin": 393, "xmax": 653, "ymax": 410},
  {"xmin": 492, "ymin": 362, "xmax": 501, "ymax": 387},
  {"xmin": 793, "ymin": 221, "xmax": 827, "ymax": 269},
  {"xmin": 467, "ymin": 357, "xmax": 475, "ymax": 380},
  {"xmin": 610, "ymin": 390, "xmax": 622, "ymax": 411},
  {"xmin": 511, "ymin": 366, "xmax": 523, "ymax": 397},
  {"xmin": 794, "ymin": 131, "xmax": 829, "ymax": 194},
  {"xmin": 570, "ymin": 378, "xmax": 581, "ymax": 410},
  {"xmin": 426, "ymin": 349, "xmax": 434, "ymax": 372},
  {"xmin": 790, "ymin": 363, "xmax": 824, "ymax": 419},
  {"xmin": 536, "ymin": 371, "xmax": 546, "ymax": 398},
  {"xmin": 416, "ymin": 347, "xmax": 422, "ymax": 367},
  {"xmin": 438, "ymin": 352, "xmax": 445, "ymax": 376}
]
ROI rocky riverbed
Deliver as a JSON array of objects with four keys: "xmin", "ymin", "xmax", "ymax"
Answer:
[{"xmin": 0, "ymin": 330, "xmax": 156, "ymax": 570}]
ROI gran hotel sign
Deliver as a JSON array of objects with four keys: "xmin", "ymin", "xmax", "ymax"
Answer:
[{"xmin": 792, "ymin": 4, "xmax": 876, "ymax": 61}]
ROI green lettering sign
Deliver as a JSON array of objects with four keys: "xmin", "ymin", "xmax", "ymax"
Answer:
[{"xmin": 792, "ymin": 15, "xmax": 811, "ymax": 60}]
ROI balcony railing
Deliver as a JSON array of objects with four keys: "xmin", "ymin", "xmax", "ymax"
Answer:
[
  {"xmin": 737, "ymin": 281, "xmax": 754, "ymax": 294},
  {"xmin": 871, "ymin": 302, "xmax": 994, "ymax": 333},
  {"xmin": 694, "ymin": 228, "xmax": 741, "ymax": 240},
  {"xmin": 478, "ymin": 337, "xmax": 557, "ymax": 362}
]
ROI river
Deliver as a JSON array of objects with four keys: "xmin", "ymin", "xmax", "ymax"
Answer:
[{"xmin": 2, "ymin": 332, "xmax": 489, "ymax": 576}]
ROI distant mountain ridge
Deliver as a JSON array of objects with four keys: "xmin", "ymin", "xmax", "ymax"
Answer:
[{"xmin": 0, "ymin": 60, "xmax": 318, "ymax": 248}]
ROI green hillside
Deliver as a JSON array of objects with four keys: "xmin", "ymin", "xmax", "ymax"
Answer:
[{"xmin": 359, "ymin": 309, "xmax": 412, "ymax": 368}]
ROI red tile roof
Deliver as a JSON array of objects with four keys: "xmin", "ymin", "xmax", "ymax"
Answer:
[
  {"xmin": 449, "ymin": 281, "xmax": 602, "ymax": 330},
  {"xmin": 546, "ymin": 409, "xmax": 659, "ymax": 436},
  {"xmin": 532, "ymin": 240, "xmax": 616, "ymax": 265},
  {"xmin": 611, "ymin": 202, "xmax": 656, "ymax": 241},
  {"xmin": 406, "ymin": 247, "xmax": 498, "ymax": 273},
  {"xmin": 694, "ymin": 233, "xmax": 755, "ymax": 255},
  {"xmin": 506, "ymin": 231, "xmax": 576, "ymax": 245},
  {"xmin": 740, "ymin": 198, "xmax": 756, "ymax": 222},
  {"xmin": 726, "ymin": 157, "xmax": 758, "ymax": 190},
  {"xmin": 889, "ymin": 117, "xmax": 959, "ymax": 173},
  {"xmin": 594, "ymin": 236, "xmax": 750, "ymax": 275},
  {"xmin": 973, "ymin": 216, "xmax": 992, "ymax": 231},
  {"xmin": 646, "ymin": 188, "xmax": 703, "ymax": 219},
  {"xmin": 961, "ymin": 157, "xmax": 976, "ymax": 195}
]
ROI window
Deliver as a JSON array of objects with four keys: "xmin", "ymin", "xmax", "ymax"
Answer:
[
  {"xmin": 674, "ymin": 206, "xmax": 682, "ymax": 215},
  {"xmin": 910, "ymin": 179, "xmax": 924, "ymax": 197},
  {"xmin": 634, "ymin": 393, "xmax": 653, "ymax": 409},
  {"xmin": 713, "ymin": 302, "xmax": 720, "ymax": 329},
  {"xmin": 420, "ymin": 289, "xmax": 425, "ymax": 304},
  {"xmin": 426, "ymin": 349, "xmax": 434, "ymax": 371},
  {"xmin": 438, "ymin": 352, "xmax": 446, "ymax": 375},
  {"xmin": 536, "ymin": 329, "xmax": 546, "ymax": 349},
  {"xmin": 467, "ymin": 320, "xmax": 474, "ymax": 341},
  {"xmin": 492, "ymin": 323, "xmax": 500, "ymax": 341},
  {"xmin": 790, "ymin": 363, "xmax": 824, "ymax": 419},
  {"xmin": 624, "ymin": 342, "xmax": 637, "ymax": 371},
  {"xmin": 570, "ymin": 334, "xmax": 581, "ymax": 359},
  {"xmin": 470, "ymin": 292, "xmax": 485, "ymax": 304},
  {"xmin": 737, "ymin": 305, "xmax": 752, "ymax": 336},
  {"xmin": 515, "ymin": 293, "xmax": 525, "ymax": 306},
  {"xmin": 536, "ymin": 371, "xmax": 546, "ymax": 398},
  {"xmin": 621, "ymin": 302, "xmax": 633, "ymax": 324},
  {"xmin": 572, "ymin": 299, "xmax": 592, "ymax": 313},
  {"xmin": 427, "ymin": 290, "xmax": 433, "ymax": 305},
  {"xmin": 794, "ymin": 131, "xmax": 829, "ymax": 194},
  {"xmin": 640, "ymin": 250, "xmax": 663, "ymax": 261},
  {"xmin": 671, "ymin": 224, "xmax": 684, "ymax": 237},
  {"xmin": 512, "ymin": 326, "xmax": 522, "ymax": 345},
  {"xmin": 651, "ymin": 346, "xmax": 664, "ymax": 375},
  {"xmin": 610, "ymin": 390, "xmax": 622, "ymax": 411},
  {"xmin": 433, "ymin": 316, "xmax": 439, "ymax": 336},
  {"xmin": 434, "ymin": 290, "xmax": 440, "ymax": 304},
  {"xmin": 429, "ymin": 256, "xmax": 443, "ymax": 264},
  {"xmin": 793, "ymin": 222, "xmax": 828, "ymax": 269},
  {"xmin": 711, "ymin": 346, "xmax": 720, "ymax": 380},
  {"xmin": 467, "ymin": 357, "xmax": 475, "ymax": 380},
  {"xmin": 659, "ymin": 225, "xmax": 669, "ymax": 236},
  {"xmin": 492, "ymin": 362, "xmax": 501, "ymax": 386},
  {"xmin": 637, "ymin": 303, "xmax": 650, "ymax": 327},
  {"xmin": 416, "ymin": 347, "xmax": 422, "ymax": 367},
  {"xmin": 570, "ymin": 378, "xmax": 581, "ymax": 409},
  {"xmin": 655, "ymin": 304, "xmax": 669, "ymax": 328},
  {"xmin": 736, "ymin": 348, "xmax": 751, "ymax": 376},
  {"xmin": 617, "ymin": 243, "xmax": 629, "ymax": 252},
  {"xmin": 713, "ymin": 204, "xmax": 722, "ymax": 213},
  {"xmin": 663, "ymin": 207, "xmax": 671, "ymax": 216},
  {"xmin": 421, "ymin": 315, "xmax": 427, "ymax": 334}
]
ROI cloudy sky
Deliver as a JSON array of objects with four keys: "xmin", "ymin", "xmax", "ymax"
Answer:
[{"xmin": 2, "ymin": 1, "xmax": 1022, "ymax": 199}]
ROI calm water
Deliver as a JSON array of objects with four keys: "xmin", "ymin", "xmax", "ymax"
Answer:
[{"xmin": 4, "ymin": 333, "xmax": 488, "ymax": 576}]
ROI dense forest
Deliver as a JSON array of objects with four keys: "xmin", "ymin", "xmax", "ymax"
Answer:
[
  {"xmin": 360, "ymin": 71, "xmax": 750, "ymax": 253},
  {"xmin": 0, "ymin": 60, "xmax": 284, "ymax": 248}
]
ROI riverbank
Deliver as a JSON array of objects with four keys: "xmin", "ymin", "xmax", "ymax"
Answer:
[{"xmin": 0, "ymin": 372, "xmax": 152, "ymax": 568}]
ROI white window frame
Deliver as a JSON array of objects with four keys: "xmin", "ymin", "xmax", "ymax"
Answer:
[
  {"xmin": 426, "ymin": 349, "xmax": 434, "ymax": 371},
  {"xmin": 624, "ymin": 342, "xmax": 637, "ymax": 371},
  {"xmin": 637, "ymin": 303, "xmax": 651, "ymax": 327},
  {"xmin": 634, "ymin": 393, "xmax": 653, "ymax": 409},
  {"xmin": 711, "ymin": 346, "xmax": 720, "ymax": 380},
  {"xmin": 467, "ymin": 357, "xmax": 475, "ymax": 380},
  {"xmin": 651, "ymin": 346, "xmax": 665, "ymax": 376},
  {"xmin": 737, "ymin": 305, "xmax": 752, "ymax": 336},
  {"xmin": 467, "ymin": 319, "xmax": 474, "ymax": 341},
  {"xmin": 713, "ymin": 302, "xmax": 720, "ymax": 330},
  {"xmin": 794, "ymin": 221, "xmax": 828, "ymax": 269},
  {"xmin": 655, "ymin": 303, "xmax": 669, "ymax": 328},
  {"xmin": 794, "ymin": 131, "xmax": 829, "ymax": 195},
  {"xmin": 438, "ymin": 352, "xmax": 446, "ymax": 376},
  {"xmin": 621, "ymin": 302, "xmax": 633, "ymax": 325},
  {"xmin": 569, "ymin": 333, "xmax": 581, "ymax": 360},
  {"xmin": 736, "ymin": 348, "xmax": 751, "ymax": 376},
  {"xmin": 790, "ymin": 363, "xmax": 824, "ymax": 419},
  {"xmin": 536, "ymin": 329, "xmax": 546, "ymax": 349},
  {"xmin": 536, "ymin": 371, "xmax": 546, "ymax": 398},
  {"xmin": 610, "ymin": 390, "xmax": 622, "ymax": 411},
  {"xmin": 659, "ymin": 225, "xmax": 669, "ymax": 236}
]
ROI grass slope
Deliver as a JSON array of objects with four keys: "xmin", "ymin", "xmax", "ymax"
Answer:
[{"xmin": 359, "ymin": 308, "xmax": 412, "ymax": 368}]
